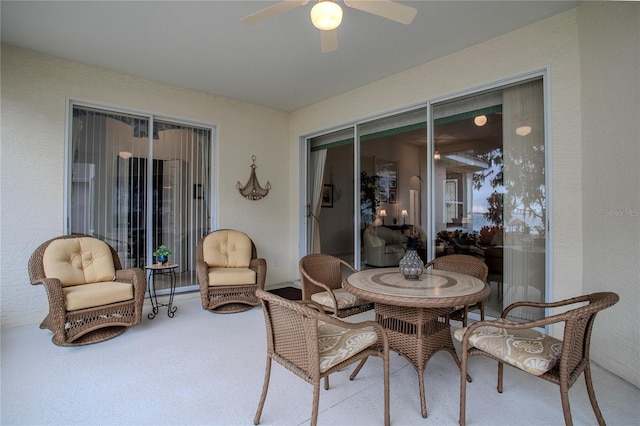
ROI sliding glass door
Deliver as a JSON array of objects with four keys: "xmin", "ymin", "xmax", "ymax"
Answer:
[
  {"xmin": 358, "ymin": 108, "xmax": 428, "ymax": 269},
  {"xmin": 307, "ymin": 127, "xmax": 355, "ymax": 262},
  {"xmin": 432, "ymin": 78, "xmax": 546, "ymax": 320},
  {"xmin": 304, "ymin": 74, "xmax": 547, "ymax": 321},
  {"xmin": 69, "ymin": 105, "xmax": 212, "ymax": 290}
]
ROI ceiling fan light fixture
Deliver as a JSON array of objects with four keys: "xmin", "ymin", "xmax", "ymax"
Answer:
[{"xmin": 311, "ymin": 0, "xmax": 343, "ymax": 31}]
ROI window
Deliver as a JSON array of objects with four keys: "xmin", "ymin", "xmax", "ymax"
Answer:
[{"xmin": 68, "ymin": 103, "xmax": 213, "ymax": 291}]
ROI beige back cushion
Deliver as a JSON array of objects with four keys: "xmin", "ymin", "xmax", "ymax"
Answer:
[
  {"xmin": 43, "ymin": 238, "xmax": 116, "ymax": 287},
  {"xmin": 203, "ymin": 230, "xmax": 252, "ymax": 268}
]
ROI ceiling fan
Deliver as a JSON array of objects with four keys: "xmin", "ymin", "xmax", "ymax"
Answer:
[{"xmin": 241, "ymin": 0, "xmax": 417, "ymax": 53}]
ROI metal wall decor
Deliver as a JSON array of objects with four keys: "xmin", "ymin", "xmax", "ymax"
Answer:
[{"xmin": 236, "ymin": 155, "xmax": 271, "ymax": 200}]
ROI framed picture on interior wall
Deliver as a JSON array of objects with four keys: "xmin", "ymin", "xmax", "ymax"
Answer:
[
  {"xmin": 389, "ymin": 190, "xmax": 397, "ymax": 204},
  {"xmin": 389, "ymin": 178, "xmax": 397, "ymax": 189},
  {"xmin": 379, "ymin": 177, "xmax": 388, "ymax": 189},
  {"xmin": 322, "ymin": 184, "xmax": 333, "ymax": 208},
  {"xmin": 379, "ymin": 191, "xmax": 388, "ymax": 203}
]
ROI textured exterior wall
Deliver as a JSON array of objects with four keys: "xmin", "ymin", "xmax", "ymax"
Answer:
[
  {"xmin": 578, "ymin": 2, "xmax": 640, "ymax": 387},
  {"xmin": 1, "ymin": 45, "xmax": 290, "ymax": 327}
]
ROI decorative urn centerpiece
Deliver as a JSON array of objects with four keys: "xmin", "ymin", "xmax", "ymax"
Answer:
[
  {"xmin": 399, "ymin": 234, "xmax": 424, "ymax": 280},
  {"xmin": 153, "ymin": 245, "xmax": 172, "ymax": 266}
]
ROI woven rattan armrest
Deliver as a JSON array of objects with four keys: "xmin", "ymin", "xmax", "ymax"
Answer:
[{"xmin": 250, "ymin": 258, "xmax": 267, "ymax": 290}]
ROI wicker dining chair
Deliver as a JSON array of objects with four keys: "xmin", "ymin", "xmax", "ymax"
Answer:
[
  {"xmin": 455, "ymin": 292, "xmax": 619, "ymax": 426},
  {"xmin": 254, "ymin": 288, "xmax": 390, "ymax": 426},
  {"xmin": 425, "ymin": 254, "xmax": 489, "ymax": 326},
  {"xmin": 196, "ymin": 229, "xmax": 267, "ymax": 313},
  {"xmin": 299, "ymin": 253, "xmax": 373, "ymax": 318},
  {"xmin": 28, "ymin": 234, "xmax": 146, "ymax": 346}
]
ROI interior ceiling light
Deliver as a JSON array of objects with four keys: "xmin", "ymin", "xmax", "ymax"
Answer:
[
  {"xmin": 516, "ymin": 125, "xmax": 532, "ymax": 136},
  {"xmin": 310, "ymin": 0, "xmax": 343, "ymax": 31},
  {"xmin": 474, "ymin": 115, "xmax": 488, "ymax": 126},
  {"xmin": 118, "ymin": 151, "xmax": 133, "ymax": 159},
  {"xmin": 434, "ymin": 151, "xmax": 441, "ymax": 160}
]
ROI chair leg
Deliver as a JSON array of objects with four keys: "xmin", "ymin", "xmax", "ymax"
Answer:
[
  {"xmin": 311, "ymin": 383, "xmax": 320, "ymax": 426},
  {"xmin": 559, "ymin": 384, "xmax": 574, "ymax": 426},
  {"xmin": 497, "ymin": 362, "xmax": 504, "ymax": 393},
  {"xmin": 349, "ymin": 357, "xmax": 368, "ymax": 381},
  {"xmin": 254, "ymin": 357, "xmax": 272, "ymax": 425},
  {"xmin": 462, "ymin": 306, "xmax": 469, "ymax": 327},
  {"xmin": 584, "ymin": 363, "xmax": 606, "ymax": 426},
  {"xmin": 383, "ymin": 353, "xmax": 390, "ymax": 426},
  {"xmin": 459, "ymin": 350, "xmax": 469, "ymax": 426},
  {"xmin": 324, "ymin": 375, "xmax": 330, "ymax": 390}
]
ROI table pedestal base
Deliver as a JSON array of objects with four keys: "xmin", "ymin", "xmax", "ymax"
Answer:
[{"xmin": 375, "ymin": 303, "xmax": 468, "ymax": 418}]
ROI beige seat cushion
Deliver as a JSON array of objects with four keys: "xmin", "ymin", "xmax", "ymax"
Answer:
[
  {"xmin": 318, "ymin": 321, "xmax": 378, "ymax": 373},
  {"xmin": 43, "ymin": 237, "xmax": 116, "ymax": 286},
  {"xmin": 311, "ymin": 288, "xmax": 369, "ymax": 310},
  {"xmin": 63, "ymin": 281, "xmax": 134, "ymax": 311},
  {"xmin": 454, "ymin": 319, "xmax": 562, "ymax": 376},
  {"xmin": 208, "ymin": 267, "xmax": 256, "ymax": 287}
]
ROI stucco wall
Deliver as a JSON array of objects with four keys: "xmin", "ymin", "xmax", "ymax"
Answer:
[
  {"xmin": 1, "ymin": 45, "xmax": 291, "ymax": 327},
  {"xmin": 578, "ymin": 2, "xmax": 640, "ymax": 387},
  {"xmin": 289, "ymin": 6, "xmax": 638, "ymax": 386}
]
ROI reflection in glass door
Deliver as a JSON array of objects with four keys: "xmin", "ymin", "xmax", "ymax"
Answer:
[
  {"xmin": 358, "ymin": 108, "xmax": 428, "ymax": 270},
  {"xmin": 432, "ymin": 78, "xmax": 546, "ymax": 320},
  {"xmin": 69, "ymin": 105, "xmax": 211, "ymax": 290}
]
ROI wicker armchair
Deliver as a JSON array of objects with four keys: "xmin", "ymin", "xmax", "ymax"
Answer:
[
  {"xmin": 196, "ymin": 229, "xmax": 266, "ymax": 313},
  {"xmin": 28, "ymin": 234, "xmax": 146, "ymax": 346},
  {"xmin": 254, "ymin": 288, "xmax": 390, "ymax": 426},
  {"xmin": 299, "ymin": 253, "xmax": 373, "ymax": 318},
  {"xmin": 456, "ymin": 292, "xmax": 619, "ymax": 426},
  {"xmin": 425, "ymin": 254, "xmax": 488, "ymax": 326}
]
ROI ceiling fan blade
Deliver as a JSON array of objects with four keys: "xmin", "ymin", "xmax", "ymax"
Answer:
[
  {"xmin": 344, "ymin": 0, "xmax": 417, "ymax": 25},
  {"xmin": 321, "ymin": 29, "xmax": 338, "ymax": 53},
  {"xmin": 241, "ymin": 0, "xmax": 309, "ymax": 25}
]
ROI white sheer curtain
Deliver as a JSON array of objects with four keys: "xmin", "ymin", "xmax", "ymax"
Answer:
[
  {"xmin": 502, "ymin": 79, "xmax": 546, "ymax": 320},
  {"xmin": 309, "ymin": 149, "xmax": 327, "ymax": 253}
]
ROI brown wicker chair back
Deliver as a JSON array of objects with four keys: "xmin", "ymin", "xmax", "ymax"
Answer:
[
  {"xmin": 254, "ymin": 288, "xmax": 390, "ymax": 426},
  {"xmin": 299, "ymin": 253, "xmax": 373, "ymax": 318},
  {"xmin": 458, "ymin": 291, "xmax": 619, "ymax": 426},
  {"xmin": 28, "ymin": 234, "xmax": 146, "ymax": 346},
  {"xmin": 196, "ymin": 229, "xmax": 266, "ymax": 313},
  {"xmin": 425, "ymin": 254, "xmax": 488, "ymax": 326}
]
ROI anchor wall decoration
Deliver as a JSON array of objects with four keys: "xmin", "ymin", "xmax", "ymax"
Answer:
[{"xmin": 236, "ymin": 155, "xmax": 271, "ymax": 200}]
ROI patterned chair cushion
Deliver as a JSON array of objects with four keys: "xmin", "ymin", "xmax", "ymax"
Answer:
[
  {"xmin": 318, "ymin": 321, "xmax": 378, "ymax": 373},
  {"xmin": 454, "ymin": 319, "xmax": 562, "ymax": 376},
  {"xmin": 311, "ymin": 288, "xmax": 369, "ymax": 310}
]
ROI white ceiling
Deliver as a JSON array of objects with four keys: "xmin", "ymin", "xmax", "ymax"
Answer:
[{"xmin": 1, "ymin": 1, "xmax": 579, "ymax": 112}]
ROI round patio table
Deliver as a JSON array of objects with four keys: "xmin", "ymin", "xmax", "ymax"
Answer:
[{"xmin": 345, "ymin": 268, "xmax": 489, "ymax": 418}]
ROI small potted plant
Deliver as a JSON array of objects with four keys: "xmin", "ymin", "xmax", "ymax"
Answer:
[{"xmin": 153, "ymin": 245, "xmax": 172, "ymax": 266}]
